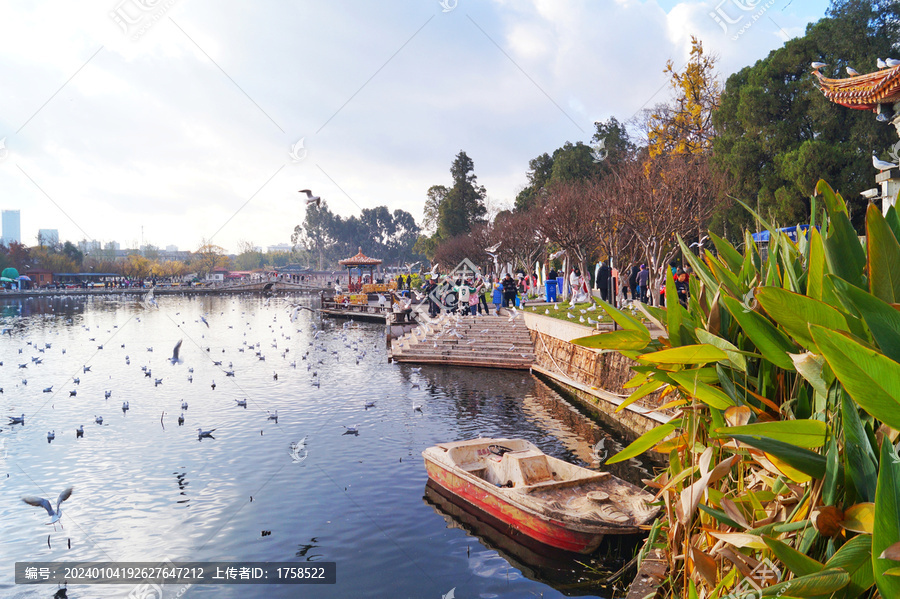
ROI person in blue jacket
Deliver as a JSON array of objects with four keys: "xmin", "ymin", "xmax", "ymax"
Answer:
[{"xmin": 492, "ymin": 282, "xmax": 503, "ymax": 316}]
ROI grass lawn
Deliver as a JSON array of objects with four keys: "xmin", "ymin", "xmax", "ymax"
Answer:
[
  {"xmin": 522, "ymin": 298, "xmax": 611, "ymax": 325},
  {"xmin": 522, "ymin": 298, "xmax": 653, "ymax": 326}
]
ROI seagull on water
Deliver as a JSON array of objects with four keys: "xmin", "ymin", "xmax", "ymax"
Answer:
[
  {"xmin": 343, "ymin": 424, "xmax": 359, "ymax": 435},
  {"xmin": 235, "ymin": 399, "xmax": 247, "ymax": 407},
  {"xmin": 122, "ymin": 401, "xmax": 129, "ymax": 412},
  {"xmin": 177, "ymin": 413, "xmax": 184, "ymax": 425},
  {"xmin": 267, "ymin": 410, "xmax": 278, "ymax": 422},
  {"xmin": 43, "ymin": 386, "xmax": 52, "ymax": 393},
  {"xmin": 47, "ymin": 430, "xmax": 55, "ymax": 442},
  {"xmin": 364, "ymin": 400, "xmax": 376, "ymax": 409},
  {"xmin": 169, "ymin": 339, "xmax": 183, "ymax": 365},
  {"xmin": 76, "ymin": 425, "xmax": 83, "ymax": 438},
  {"xmin": 9, "ymin": 414, "xmax": 24, "ymax": 424},
  {"xmin": 299, "ymin": 189, "xmax": 321, "ymax": 207},
  {"xmin": 197, "ymin": 427, "xmax": 216, "ymax": 438},
  {"xmin": 181, "ymin": 400, "xmax": 188, "ymax": 410},
  {"xmin": 95, "ymin": 415, "xmax": 103, "ymax": 425},
  {"xmin": 105, "ymin": 390, "xmax": 112, "ymax": 399},
  {"xmin": 22, "ymin": 486, "xmax": 73, "ymax": 528}
]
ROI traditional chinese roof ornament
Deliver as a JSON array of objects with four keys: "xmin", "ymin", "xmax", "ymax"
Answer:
[{"xmin": 814, "ymin": 63, "xmax": 900, "ymax": 112}]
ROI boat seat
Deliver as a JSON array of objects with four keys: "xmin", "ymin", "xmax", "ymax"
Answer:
[
  {"xmin": 514, "ymin": 454, "xmax": 555, "ymax": 485},
  {"xmin": 521, "ymin": 472, "xmax": 611, "ymax": 494}
]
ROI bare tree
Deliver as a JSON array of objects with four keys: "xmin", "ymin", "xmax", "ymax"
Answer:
[
  {"xmin": 612, "ymin": 154, "xmax": 723, "ymax": 305},
  {"xmin": 538, "ymin": 181, "xmax": 602, "ymax": 285},
  {"xmin": 494, "ymin": 209, "xmax": 546, "ymax": 278}
]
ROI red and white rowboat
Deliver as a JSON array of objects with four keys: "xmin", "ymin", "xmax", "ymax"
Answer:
[{"xmin": 422, "ymin": 438, "xmax": 658, "ymax": 554}]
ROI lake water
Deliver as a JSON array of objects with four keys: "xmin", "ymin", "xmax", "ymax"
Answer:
[{"xmin": 0, "ymin": 293, "xmax": 651, "ymax": 599}]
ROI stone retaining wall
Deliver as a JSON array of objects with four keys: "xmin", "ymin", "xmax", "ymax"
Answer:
[{"xmin": 524, "ymin": 312, "xmax": 669, "ymax": 447}]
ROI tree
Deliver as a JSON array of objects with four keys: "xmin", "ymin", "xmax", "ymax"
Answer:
[
  {"xmin": 494, "ymin": 209, "xmax": 546, "ymax": 277},
  {"xmin": 611, "ymin": 154, "xmax": 724, "ymax": 304},
  {"xmin": 6, "ymin": 242, "xmax": 31, "ymax": 271},
  {"xmin": 292, "ymin": 202, "xmax": 338, "ymax": 270},
  {"xmin": 29, "ymin": 247, "xmax": 77, "ymax": 273},
  {"xmin": 712, "ymin": 2, "xmax": 899, "ymax": 235},
  {"xmin": 194, "ymin": 240, "xmax": 228, "ymax": 276},
  {"xmin": 648, "ymin": 36, "xmax": 720, "ymax": 157},
  {"xmin": 235, "ymin": 240, "xmax": 264, "ymax": 270},
  {"xmin": 538, "ymin": 181, "xmax": 603, "ymax": 285},
  {"xmin": 423, "ymin": 185, "xmax": 447, "ymax": 234},
  {"xmin": 122, "ymin": 253, "xmax": 151, "ymax": 279},
  {"xmin": 514, "ymin": 153, "xmax": 554, "ymax": 212},
  {"xmin": 60, "ymin": 241, "xmax": 83, "ymax": 269},
  {"xmin": 437, "ymin": 151, "xmax": 487, "ymax": 239}
]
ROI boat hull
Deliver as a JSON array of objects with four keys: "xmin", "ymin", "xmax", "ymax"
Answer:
[{"xmin": 423, "ymin": 456, "xmax": 605, "ymax": 554}]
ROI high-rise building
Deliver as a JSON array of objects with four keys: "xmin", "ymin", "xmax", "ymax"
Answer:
[
  {"xmin": 38, "ymin": 228, "xmax": 59, "ymax": 246},
  {"xmin": 2, "ymin": 210, "xmax": 21, "ymax": 245}
]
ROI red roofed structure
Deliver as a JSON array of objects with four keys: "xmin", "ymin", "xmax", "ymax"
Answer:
[
  {"xmin": 338, "ymin": 248, "xmax": 382, "ymax": 292},
  {"xmin": 815, "ymin": 66, "xmax": 900, "ymax": 111}
]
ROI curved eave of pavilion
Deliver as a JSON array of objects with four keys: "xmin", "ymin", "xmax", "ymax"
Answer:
[
  {"xmin": 815, "ymin": 66, "xmax": 900, "ymax": 111},
  {"xmin": 338, "ymin": 247, "xmax": 383, "ymax": 267}
]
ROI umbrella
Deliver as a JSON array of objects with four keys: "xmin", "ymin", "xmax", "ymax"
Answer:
[
  {"xmin": 1, "ymin": 267, "xmax": 18, "ymax": 280},
  {"xmin": 0, "ymin": 277, "xmax": 13, "ymax": 283},
  {"xmin": 17, "ymin": 275, "xmax": 31, "ymax": 281}
]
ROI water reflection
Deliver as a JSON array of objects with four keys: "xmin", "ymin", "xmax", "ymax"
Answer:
[{"xmin": 0, "ymin": 293, "xmax": 654, "ymax": 599}]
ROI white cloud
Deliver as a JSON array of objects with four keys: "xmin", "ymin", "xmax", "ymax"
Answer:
[{"xmin": 0, "ymin": 0, "xmax": 829, "ymax": 254}]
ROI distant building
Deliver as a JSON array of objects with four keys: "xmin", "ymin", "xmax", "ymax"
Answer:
[
  {"xmin": 38, "ymin": 228, "xmax": 59, "ymax": 246},
  {"xmin": 77, "ymin": 239, "xmax": 101, "ymax": 254},
  {"xmin": 166, "ymin": 245, "xmax": 178, "ymax": 252},
  {"xmin": 267, "ymin": 243, "xmax": 293, "ymax": 253},
  {"xmin": 104, "ymin": 241, "xmax": 120, "ymax": 251},
  {"xmin": 205, "ymin": 266, "xmax": 229, "ymax": 282},
  {"xmin": 2, "ymin": 210, "xmax": 21, "ymax": 245}
]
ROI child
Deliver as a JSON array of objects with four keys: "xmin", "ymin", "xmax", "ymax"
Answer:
[{"xmin": 492, "ymin": 282, "xmax": 503, "ymax": 316}]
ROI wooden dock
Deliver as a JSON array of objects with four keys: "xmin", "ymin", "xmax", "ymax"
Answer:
[{"xmin": 390, "ymin": 313, "xmax": 535, "ymax": 370}]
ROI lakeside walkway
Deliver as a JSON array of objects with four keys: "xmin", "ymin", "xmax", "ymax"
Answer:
[{"xmin": 0, "ymin": 280, "xmax": 328, "ymax": 299}]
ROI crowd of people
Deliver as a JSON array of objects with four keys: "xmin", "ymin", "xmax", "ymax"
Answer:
[{"xmin": 408, "ymin": 261, "xmax": 693, "ymax": 316}]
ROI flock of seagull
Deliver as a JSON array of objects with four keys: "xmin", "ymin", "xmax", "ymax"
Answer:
[{"xmin": 2, "ymin": 291, "xmax": 417, "ymax": 531}]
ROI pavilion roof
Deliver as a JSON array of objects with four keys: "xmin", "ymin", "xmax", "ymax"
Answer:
[
  {"xmin": 815, "ymin": 66, "xmax": 900, "ymax": 110},
  {"xmin": 338, "ymin": 247, "xmax": 382, "ymax": 267}
]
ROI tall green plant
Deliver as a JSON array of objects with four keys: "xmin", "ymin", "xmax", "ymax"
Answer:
[{"xmin": 573, "ymin": 181, "xmax": 900, "ymax": 598}]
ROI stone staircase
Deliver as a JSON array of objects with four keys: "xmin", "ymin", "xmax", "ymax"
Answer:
[{"xmin": 390, "ymin": 312, "xmax": 535, "ymax": 370}]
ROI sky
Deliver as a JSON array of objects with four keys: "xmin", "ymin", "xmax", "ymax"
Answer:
[{"xmin": 0, "ymin": 0, "xmax": 832, "ymax": 256}]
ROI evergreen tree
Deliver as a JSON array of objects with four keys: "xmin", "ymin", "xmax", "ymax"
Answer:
[{"xmin": 437, "ymin": 151, "xmax": 487, "ymax": 238}]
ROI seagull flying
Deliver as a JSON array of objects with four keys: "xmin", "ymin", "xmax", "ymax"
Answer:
[
  {"xmin": 22, "ymin": 487, "xmax": 73, "ymax": 527},
  {"xmin": 170, "ymin": 339, "xmax": 183, "ymax": 365},
  {"xmin": 299, "ymin": 189, "xmax": 321, "ymax": 207}
]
